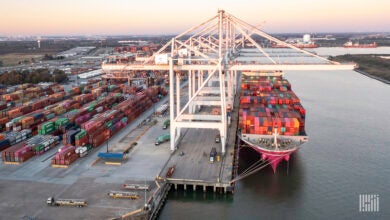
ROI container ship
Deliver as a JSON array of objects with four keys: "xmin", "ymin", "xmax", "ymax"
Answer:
[
  {"xmin": 238, "ymin": 71, "xmax": 308, "ymax": 172},
  {"xmin": 343, "ymin": 41, "xmax": 377, "ymax": 48}
]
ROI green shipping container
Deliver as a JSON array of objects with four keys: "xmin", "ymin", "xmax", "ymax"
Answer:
[
  {"xmin": 42, "ymin": 122, "xmax": 54, "ymax": 129},
  {"xmin": 12, "ymin": 116, "xmax": 24, "ymax": 123},
  {"xmin": 70, "ymin": 109, "xmax": 78, "ymax": 114},
  {"xmin": 34, "ymin": 144, "xmax": 44, "ymax": 152},
  {"xmin": 46, "ymin": 113, "xmax": 56, "ymax": 120},
  {"xmin": 40, "ymin": 127, "xmax": 54, "ymax": 134},
  {"xmin": 86, "ymin": 106, "xmax": 94, "ymax": 112},
  {"xmin": 39, "ymin": 122, "xmax": 55, "ymax": 134},
  {"xmin": 75, "ymin": 129, "xmax": 87, "ymax": 140},
  {"xmin": 55, "ymin": 118, "xmax": 69, "ymax": 127}
]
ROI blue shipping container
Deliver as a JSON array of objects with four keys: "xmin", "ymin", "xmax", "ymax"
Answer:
[{"xmin": 98, "ymin": 152, "xmax": 124, "ymax": 160}]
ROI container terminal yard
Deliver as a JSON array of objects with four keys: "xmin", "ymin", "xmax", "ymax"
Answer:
[{"xmin": 0, "ymin": 11, "xmax": 356, "ymax": 219}]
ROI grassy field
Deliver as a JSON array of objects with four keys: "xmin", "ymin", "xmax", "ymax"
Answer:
[
  {"xmin": 330, "ymin": 54, "xmax": 390, "ymax": 82},
  {"xmin": 0, "ymin": 53, "xmax": 46, "ymax": 66}
]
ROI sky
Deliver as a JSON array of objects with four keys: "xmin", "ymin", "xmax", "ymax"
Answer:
[{"xmin": 0, "ymin": 0, "xmax": 389, "ymax": 36}]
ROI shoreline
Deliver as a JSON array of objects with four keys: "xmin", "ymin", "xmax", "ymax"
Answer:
[{"xmin": 354, "ymin": 69, "xmax": 390, "ymax": 85}]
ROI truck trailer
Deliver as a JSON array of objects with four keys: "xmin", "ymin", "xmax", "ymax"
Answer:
[
  {"xmin": 46, "ymin": 197, "xmax": 87, "ymax": 207},
  {"xmin": 155, "ymin": 133, "xmax": 170, "ymax": 145}
]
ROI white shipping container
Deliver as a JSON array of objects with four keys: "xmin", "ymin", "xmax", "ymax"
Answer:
[
  {"xmin": 6, "ymin": 122, "xmax": 13, "ymax": 128},
  {"xmin": 79, "ymin": 151, "xmax": 88, "ymax": 157}
]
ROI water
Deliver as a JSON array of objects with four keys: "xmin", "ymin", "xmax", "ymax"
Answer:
[
  {"xmin": 160, "ymin": 70, "xmax": 390, "ymax": 219},
  {"xmin": 236, "ymin": 47, "xmax": 390, "ymax": 64},
  {"xmin": 310, "ymin": 47, "xmax": 390, "ymax": 56}
]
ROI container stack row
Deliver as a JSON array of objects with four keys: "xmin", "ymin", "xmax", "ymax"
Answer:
[
  {"xmin": 51, "ymin": 88, "xmax": 165, "ymax": 167},
  {"xmin": 0, "ymin": 129, "xmax": 32, "ymax": 151},
  {"xmin": 1, "ymin": 135, "xmax": 59, "ymax": 163},
  {"xmin": 0, "ymin": 80, "xmax": 167, "ymax": 166},
  {"xmin": 239, "ymin": 75, "xmax": 306, "ymax": 136},
  {"xmin": 0, "ymin": 80, "xmax": 111, "ymax": 132}
]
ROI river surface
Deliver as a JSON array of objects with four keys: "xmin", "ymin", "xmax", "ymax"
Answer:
[
  {"xmin": 159, "ymin": 68, "xmax": 390, "ymax": 219},
  {"xmin": 310, "ymin": 47, "xmax": 390, "ymax": 56}
]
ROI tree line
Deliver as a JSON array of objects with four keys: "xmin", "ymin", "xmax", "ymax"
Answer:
[
  {"xmin": 43, "ymin": 54, "xmax": 65, "ymax": 60},
  {"xmin": 0, "ymin": 68, "xmax": 68, "ymax": 85}
]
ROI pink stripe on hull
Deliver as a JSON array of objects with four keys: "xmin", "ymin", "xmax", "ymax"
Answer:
[{"xmin": 252, "ymin": 147, "xmax": 295, "ymax": 173}]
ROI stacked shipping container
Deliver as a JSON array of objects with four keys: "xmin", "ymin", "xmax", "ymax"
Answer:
[
  {"xmin": 1, "ymin": 135, "xmax": 59, "ymax": 163},
  {"xmin": 239, "ymin": 75, "xmax": 306, "ymax": 136},
  {"xmin": 50, "ymin": 87, "xmax": 166, "ymax": 166},
  {"xmin": 51, "ymin": 145, "xmax": 78, "ymax": 166},
  {"xmin": 1, "ymin": 81, "xmax": 167, "ymax": 167}
]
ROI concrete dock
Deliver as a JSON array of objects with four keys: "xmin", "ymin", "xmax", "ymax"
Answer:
[
  {"xmin": 158, "ymin": 90, "xmax": 240, "ymax": 194},
  {"xmin": 0, "ymin": 81, "xmax": 240, "ymax": 219},
  {"xmin": 0, "ymin": 97, "xmax": 172, "ymax": 219}
]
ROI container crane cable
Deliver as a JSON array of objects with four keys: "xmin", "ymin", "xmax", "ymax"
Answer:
[
  {"xmin": 236, "ymin": 155, "xmax": 268, "ymax": 177},
  {"xmin": 230, "ymin": 152, "xmax": 290, "ymax": 183}
]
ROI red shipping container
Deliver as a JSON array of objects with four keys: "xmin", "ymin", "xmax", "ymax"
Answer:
[{"xmin": 75, "ymin": 135, "xmax": 88, "ymax": 147}]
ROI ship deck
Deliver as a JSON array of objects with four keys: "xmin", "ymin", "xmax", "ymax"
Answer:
[{"xmin": 240, "ymin": 133, "xmax": 308, "ymax": 151}]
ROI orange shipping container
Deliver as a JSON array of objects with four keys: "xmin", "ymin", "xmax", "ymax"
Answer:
[
  {"xmin": 21, "ymin": 116, "xmax": 34, "ymax": 126},
  {"xmin": 0, "ymin": 133, "xmax": 5, "ymax": 141},
  {"xmin": 71, "ymin": 87, "xmax": 81, "ymax": 94},
  {"xmin": 0, "ymin": 117, "xmax": 9, "ymax": 124},
  {"xmin": 7, "ymin": 109, "xmax": 21, "ymax": 118}
]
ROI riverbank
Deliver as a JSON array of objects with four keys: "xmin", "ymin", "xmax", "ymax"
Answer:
[
  {"xmin": 354, "ymin": 69, "xmax": 390, "ymax": 85},
  {"xmin": 329, "ymin": 54, "xmax": 390, "ymax": 82}
]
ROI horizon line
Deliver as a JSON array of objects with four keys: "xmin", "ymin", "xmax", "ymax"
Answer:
[{"xmin": 1, "ymin": 31, "xmax": 390, "ymax": 38}]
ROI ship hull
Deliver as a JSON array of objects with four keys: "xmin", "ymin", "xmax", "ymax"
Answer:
[
  {"xmin": 240, "ymin": 133, "xmax": 307, "ymax": 172},
  {"xmin": 343, "ymin": 42, "xmax": 377, "ymax": 48},
  {"xmin": 343, "ymin": 45, "xmax": 377, "ymax": 48}
]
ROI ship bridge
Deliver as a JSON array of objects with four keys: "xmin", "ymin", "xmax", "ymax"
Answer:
[{"xmin": 102, "ymin": 10, "xmax": 355, "ymax": 155}]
